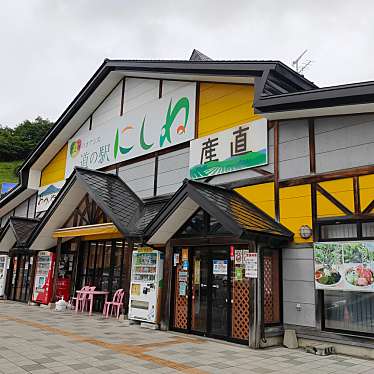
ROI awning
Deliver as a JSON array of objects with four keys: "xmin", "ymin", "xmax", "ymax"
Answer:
[
  {"xmin": 145, "ymin": 180, "xmax": 293, "ymax": 245},
  {"xmin": 53, "ymin": 223, "xmax": 122, "ymax": 239}
]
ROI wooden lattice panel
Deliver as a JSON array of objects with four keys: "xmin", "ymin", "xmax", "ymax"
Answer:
[
  {"xmin": 264, "ymin": 256, "xmax": 274, "ymax": 323},
  {"xmin": 232, "ymin": 278, "xmax": 250, "ymax": 340},
  {"xmin": 174, "ymin": 264, "xmax": 188, "ymax": 330}
]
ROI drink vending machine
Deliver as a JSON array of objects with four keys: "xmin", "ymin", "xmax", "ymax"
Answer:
[
  {"xmin": 0, "ymin": 255, "xmax": 9, "ymax": 297},
  {"xmin": 129, "ymin": 248, "xmax": 163, "ymax": 324},
  {"xmin": 32, "ymin": 251, "xmax": 56, "ymax": 304}
]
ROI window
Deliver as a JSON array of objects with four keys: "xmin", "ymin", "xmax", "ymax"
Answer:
[{"xmin": 324, "ymin": 291, "xmax": 374, "ymax": 335}]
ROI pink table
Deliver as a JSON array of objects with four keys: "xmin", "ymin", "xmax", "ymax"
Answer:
[{"xmin": 76, "ymin": 290, "xmax": 109, "ymax": 315}]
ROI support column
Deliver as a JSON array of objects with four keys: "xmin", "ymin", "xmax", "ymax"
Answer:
[
  {"xmin": 249, "ymin": 243, "xmax": 264, "ymax": 349},
  {"xmin": 51, "ymin": 238, "xmax": 62, "ymax": 305},
  {"xmin": 28, "ymin": 253, "xmax": 37, "ymax": 304},
  {"xmin": 123, "ymin": 239, "xmax": 133, "ymax": 316},
  {"xmin": 160, "ymin": 241, "xmax": 173, "ymax": 331}
]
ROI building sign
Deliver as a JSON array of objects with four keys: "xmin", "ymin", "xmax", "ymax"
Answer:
[
  {"xmin": 36, "ymin": 181, "xmax": 65, "ymax": 214},
  {"xmin": 314, "ymin": 241, "xmax": 374, "ymax": 292},
  {"xmin": 65, "ymin": 82, "xmax": 196, "ymax": 178},
  {"xmin": 189, "ymin": 118, "xmax": 267, "ymax": 179}
]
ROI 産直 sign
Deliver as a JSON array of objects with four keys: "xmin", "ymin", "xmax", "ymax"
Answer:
[
  {"xmin": 189, "ymin": 118, "xmax": 268, "ymax": 179},
  {"xmin": 65, "ymin": 82, "xmax": 196, "ymax": 178}
]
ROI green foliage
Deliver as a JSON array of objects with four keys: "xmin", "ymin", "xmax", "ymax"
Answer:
[
  {"xmin": 0, "ymin": 160, "xmax": 23, "ymax": 183},
  {"xmin": 0, "ymin": 117, "xmax": 53, "ymax": 162}
]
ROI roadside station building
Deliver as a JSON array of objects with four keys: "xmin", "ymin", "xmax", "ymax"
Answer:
[{"xmin": 1, "ymin": 50, "xmax": 374, "ymax": 353}]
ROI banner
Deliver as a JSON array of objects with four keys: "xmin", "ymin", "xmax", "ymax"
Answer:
[
  {"xmin": 189, "ymin": 118, "xmax": 267, "ymax": 179},
  {"xmin": 314, "ymin": 241, "xmax": 374, "ymax": 292},
  {"xmin": 36, "ymin": 181, "xmax": 65, "ymax": 214},
  {"xmin": 65, "ymin": 82, "xmax": 196, "ymax": 178}
]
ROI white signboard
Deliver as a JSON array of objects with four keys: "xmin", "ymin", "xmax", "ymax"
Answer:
[
  {"xmin": 36, "ymin": 180, "xmax": 65, "ymax": 214},
  {"xmin": 189, "ymin": 118, "xmax": 268, "ymax": 179},
  {"xmin": 65, "ymin": 82, "xmax": 196, "ymax": 178},
  {"xmin": 245, "ymin": 253, "xmax": 258, "ymax": 278}
]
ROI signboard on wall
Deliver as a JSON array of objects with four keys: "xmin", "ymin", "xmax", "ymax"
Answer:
[
  {"xmin": 314, "ymin": 241, "xmax": 374, "ymax": 292},
  {"xmin": 65, "ymin": 82, "xmax": 196, "ymax": 178},
  {"xmin": 189, "ymin": 118, "xmax": 267, "ymax": 179},
  {"xmin": 36, "ymin": 180, "xmax": 65, "ymax": 214}
]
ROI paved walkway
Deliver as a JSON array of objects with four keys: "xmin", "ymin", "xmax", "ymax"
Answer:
[{"xmin": 0, "ymin": 302, "xmax": 373, "ymax": 373}]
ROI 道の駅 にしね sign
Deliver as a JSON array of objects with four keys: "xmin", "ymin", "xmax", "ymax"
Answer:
[
  {"xmin": 65, "ymin": 82, "xmax": 196, "ymax": 178},
  {"xmin": 189, "ymin": 118, "xmax": 268, "ymax": 179}
]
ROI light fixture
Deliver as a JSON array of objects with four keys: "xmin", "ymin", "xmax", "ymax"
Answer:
[{"xmin": 299, "ymin": 225, "xmax": 313, "ymax": 239}]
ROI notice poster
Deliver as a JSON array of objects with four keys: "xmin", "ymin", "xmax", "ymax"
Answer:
[
  {"xmin": 194, "ymin": 259, "xmax": 200, "ymax": 284},
  {"xmin": 179, "ymin": 282, "xmax": 187, "ymax": 296},
  {"xmin": 178, "ymin": 271, "xmax": 188, "ymax": 282},
  {"xmin": 173, "ymin": 253, "xmax": 180, "ymax": 267},
  {"xmin": 235, "ymin": 267, "xmax": 243, "ymax": 281},
  {"xmin": 314, "ymin": 241, "xmax": 374, "ymax": 292},
  {"xmin": 235, "ymin": 250, "xmax": 243, "ymax": 265},
  {"xmin": 213, "ymin": 260, "xmax": 228, "ymax": 275},
  {"xmin": 182, "ymin": 248, "xmax": 189, "ymax": 261},
  {"xmin": 245, "ymin": 253, "xmax": 258, "ymax": 278},
  {"xmin": 242, "ymin": 250, "xmax": 250, "ymax": 264}
]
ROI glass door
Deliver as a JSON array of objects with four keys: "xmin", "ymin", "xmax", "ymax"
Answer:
[
  {"xmin": 210, "ymin": 249, "xmax": 230, "ymax": 337},
  {"xmin": 191, "ymin": 249, "xmax": 209, "ymax": 333}
]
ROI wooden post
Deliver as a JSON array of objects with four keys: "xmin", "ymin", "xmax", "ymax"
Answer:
[
  {"xmin": 160, "ymin": 241, "xmax": 173, "ymax": 331},
  {"xmin": 51, "ymin": 238, "xmax": 62, "ymax": 305},
  {"xmin": 123, "ymin": 239, "xmax": 133, "ymax": 316}
]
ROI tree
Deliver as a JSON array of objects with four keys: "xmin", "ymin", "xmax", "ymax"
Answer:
[{"xmin": 0, "ymin": 117, "xmax": 53, "ymax": 161}]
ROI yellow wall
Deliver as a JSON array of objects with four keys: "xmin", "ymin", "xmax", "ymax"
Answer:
[
  {"xmin": 235, "ymin": 182, "xmax": 275, "ymax": 218},
  {"xmin": 317, "ymin": 178, "xmax": 354, "ymax": 217},
  {"xmin": 198, "ymin": 83, "xmax": 261, "ymax": 137},
  {"xmin": 280, "ymin": 185, "xmax": 312, "ymax": 243},
  {"xmin": 360, "ymin": 174, "xmax": 374, "ymax": 213},
  {"xmin": 40, "ymin": 145, "xmax": 68, "ymax": 186}
]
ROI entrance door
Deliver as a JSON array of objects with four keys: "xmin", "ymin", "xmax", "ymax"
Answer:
[{"xmin": 191, "ymin": 247, "xmax": 230, "ymax": 339}]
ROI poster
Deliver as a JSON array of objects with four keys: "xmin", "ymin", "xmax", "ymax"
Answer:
[
  {"xmin": 314, "ymin": 241, "xmax": 374, "ymax": 292},
  {"xmin": 235, "ymin": 250, "xmax": 243, "ymax": 265},
  {"xmin": 65, "ymin": 82, "xmax": 196, "ymax": 178},
  {"xmin": 182, "ymin": 248, "xmax": 189, "ymax": 261},
  {"xmin": 235, "ymin": 267, "xmax": 243, "ymax": 281},
  {"xmin": 189, "ymin": 118, "xmax": 268, "ymax": 179},
  {"xmin": 242, "ymin": 249, "xmax": 250, "ymax": 263},
  {"xmin": 173, "ymin": 253, "xmax": 180, "ymax": 266},
  {"xmin": 179, "ymin": 282, "xmax": 187, "ymax": 296},
  {"xmin": 194, "ymin": 259, "xmax": 200, "ymax": 284},
  {"xmin": 131, "ymin": 283, "xmax": 141, "ymax": 296},
  {"xmin": 213, "ymin": 260, "xmax": 228, "ymax": 275},
  {"xmin": 178, "ymin": 271, "xmax": 188, "ymax": 282},
  {"xmin": 245, "ymin": 253, "xmax": 258, "ymax": 278},
  {"xmin": 182, "ymin": 260, "xmax": 189, "ymax": 271}
]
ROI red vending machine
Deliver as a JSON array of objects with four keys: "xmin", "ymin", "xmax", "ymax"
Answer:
[{"xmin": 32, "ymin": 251, "xmax": 56, "ymax": 305}]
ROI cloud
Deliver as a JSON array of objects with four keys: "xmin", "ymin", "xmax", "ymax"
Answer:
[{"xmin": 1, "ymin": 0, "xmax": 374, "ymax": 126}]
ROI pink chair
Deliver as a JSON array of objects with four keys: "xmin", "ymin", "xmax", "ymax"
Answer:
[
  {"xmin": 73, "ymin": 286, "xmax": 89, "ymax": 312},
  {"xmin": 81, "ymin": 286, "xmax": 96, "ymax": 313},
  {"xmin": 103, "ymin": 289, "xmax": 124, "ymax": 319}
]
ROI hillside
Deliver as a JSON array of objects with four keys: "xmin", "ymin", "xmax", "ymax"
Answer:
[{"xmin": 0, "ymin": 160, "xmax": 22, "ymax": 184}]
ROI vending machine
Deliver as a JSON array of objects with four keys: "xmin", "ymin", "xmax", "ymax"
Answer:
[
  {"xmin": 0, "ymin": 255, "xmax": 9, "ymax": 297},
  {"xmin": 129, "ymin": 248, "xmax": 163, "ymax": 324},
  {"xmin": 32, "ymin": 251, "xmax": 56, "ymax": 305}
]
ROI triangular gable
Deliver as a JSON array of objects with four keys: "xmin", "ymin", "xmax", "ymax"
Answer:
[
  {"xmin": 0, "ymin": 217, "xmax": 39, "ymax": 252},
  {"xmin": 145, "ymin": 180, "xmax": 293, "ymax": 245},
  {"xmin": 28, "ymin": 167, "xmax": 145, "ymax": 250}
]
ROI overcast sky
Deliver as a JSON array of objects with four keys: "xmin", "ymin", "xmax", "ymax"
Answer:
[{"xmin": 1, "ymin": 0, "xmax": 374, "ymax": 127}]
